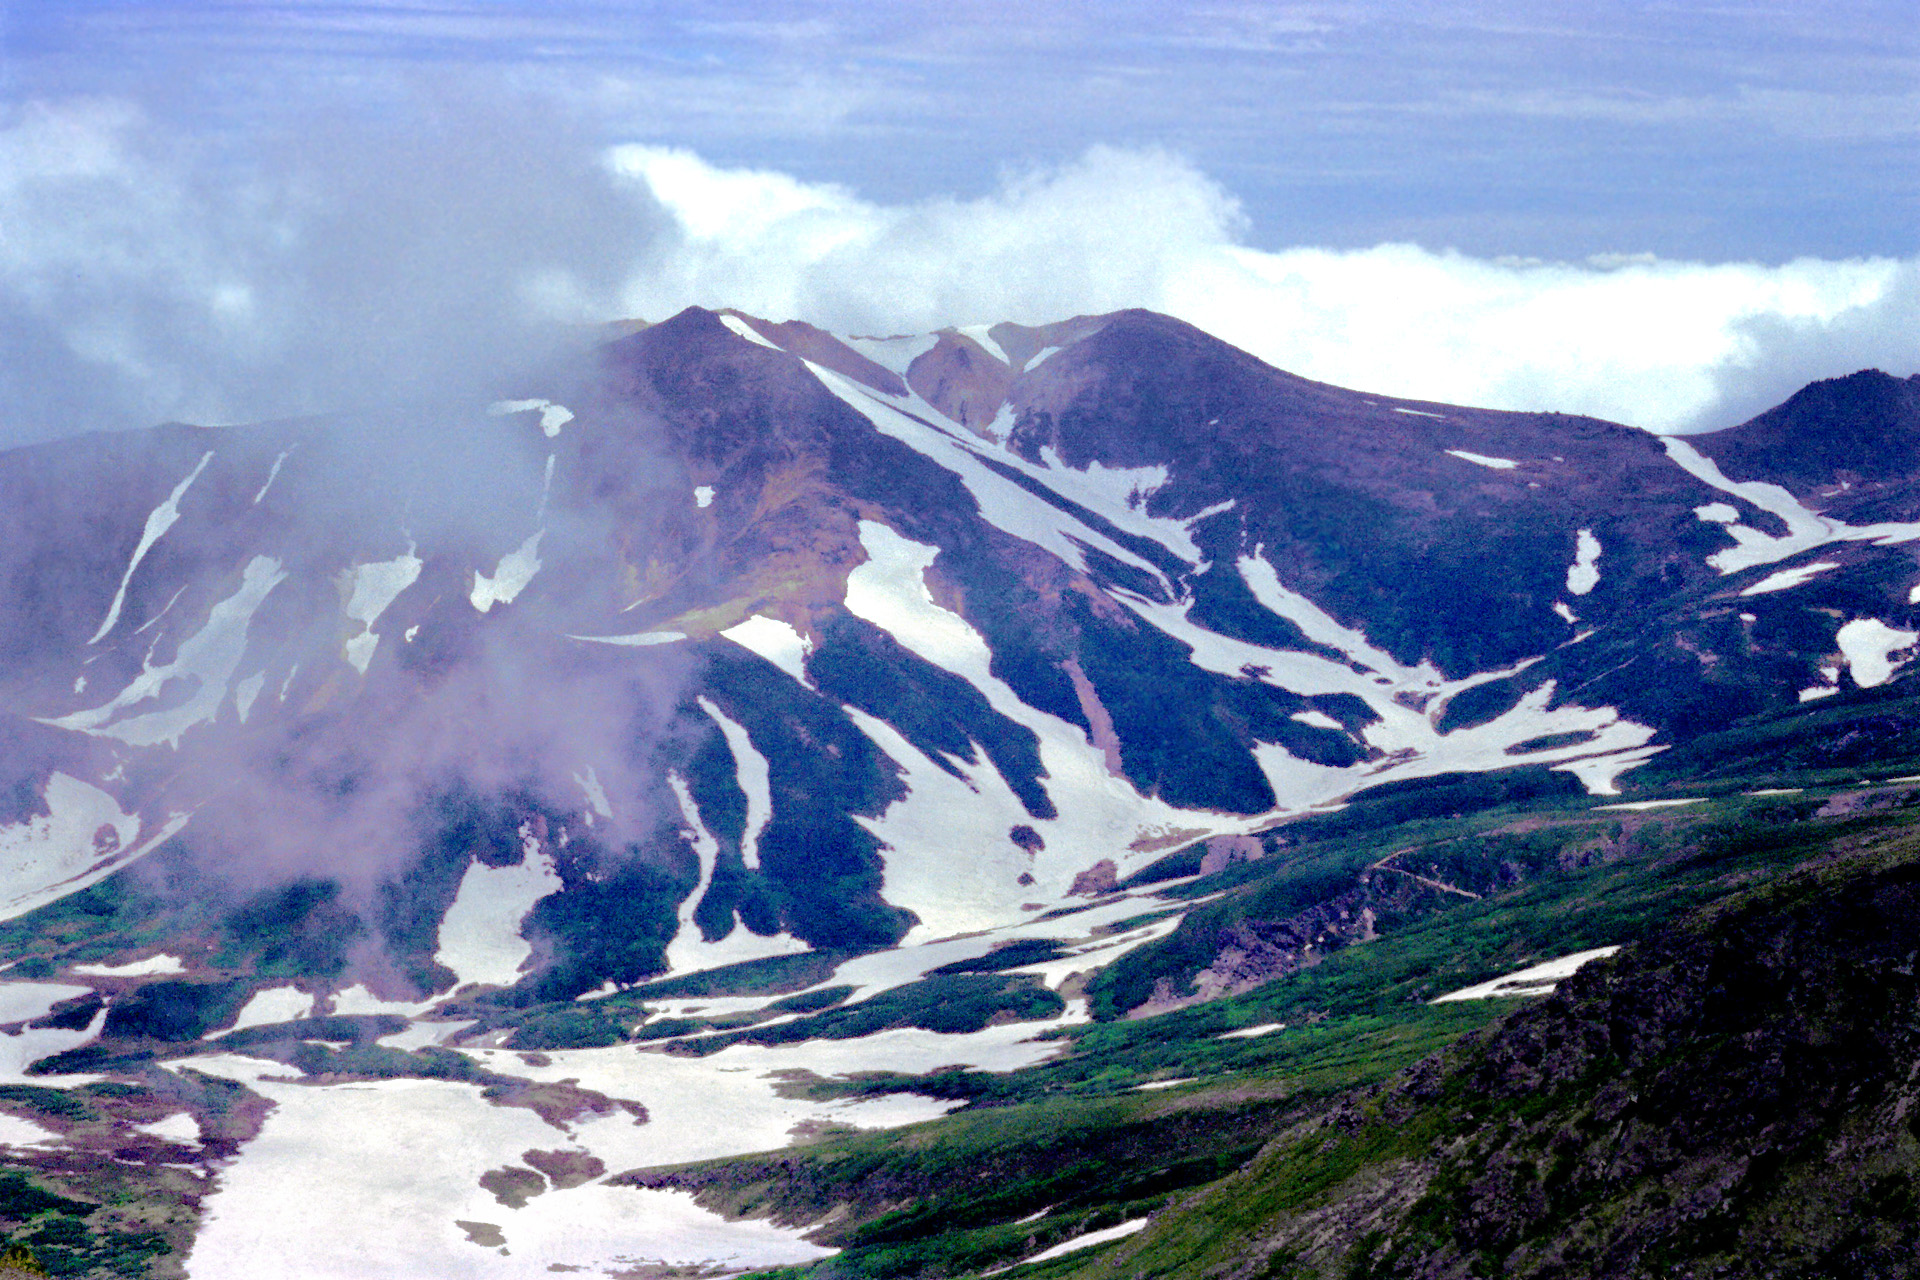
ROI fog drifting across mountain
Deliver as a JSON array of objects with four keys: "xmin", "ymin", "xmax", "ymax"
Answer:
[{"xmin": 0, "ymin": 93, "xmax": 1916, "ymax": 451}]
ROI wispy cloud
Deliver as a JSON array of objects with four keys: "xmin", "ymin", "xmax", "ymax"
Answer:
[
  {"xmin": 607, "ymin": 145, "xmax": 1919, "ymax": 433},
  {"xmin": 0, "ymin": 102, "xmax": 1910, "ymax": 446}
]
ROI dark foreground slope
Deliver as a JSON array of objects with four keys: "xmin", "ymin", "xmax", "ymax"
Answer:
[{"xmin": 1083, "ymin": 832, "xmax": 1920, "ymax": 1280}]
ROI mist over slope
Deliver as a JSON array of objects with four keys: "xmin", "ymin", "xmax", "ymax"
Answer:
[{"xmin": 0, "ymin": 308, "xmax": 1918, "ymax": 1275}]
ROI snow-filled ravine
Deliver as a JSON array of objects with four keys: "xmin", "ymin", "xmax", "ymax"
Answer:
[
  {"xmin": 0, "ymin": 873, "xmax": 1205, "ymax": 1277},
  {"xmin": 793, "ymin": 354, "xmax": 1663, "ymax": 821}
]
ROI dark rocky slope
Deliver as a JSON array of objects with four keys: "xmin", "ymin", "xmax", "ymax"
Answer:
[{"xmin": 1088, "ymin": 827, "xmax": 1920, "ymax": 1279}]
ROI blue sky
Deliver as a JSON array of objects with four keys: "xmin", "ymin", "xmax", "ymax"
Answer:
[
  {"xmin": 7, "ymin": 0, "xmax": 1915, "ymax": 259},
  {"xmin": 0, "ymin": 2, "xmax": 1915, "ymax": 440}
]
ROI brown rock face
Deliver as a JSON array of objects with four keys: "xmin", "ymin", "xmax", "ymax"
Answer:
[{"xmin": 1068, "ymin": 858, "xmax": 1118, "ymax": 897}]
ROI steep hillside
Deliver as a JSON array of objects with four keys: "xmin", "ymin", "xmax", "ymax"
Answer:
[
  {"xmin": 1, "ymin": 309, "xmax": 1919, "ymax": 1275},
  {"xmin": 1080, "ymin": 826, "xmax": 1920, "ymax": 1280}
]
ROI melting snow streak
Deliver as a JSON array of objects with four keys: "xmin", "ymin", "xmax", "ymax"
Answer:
[{"xmin": 89, "ymin": 451, "xmax": 213, "ymax": 644}]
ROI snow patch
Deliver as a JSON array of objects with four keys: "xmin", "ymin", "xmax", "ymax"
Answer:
[
  {"xmin": 1740, "ymin": 561, "xmax": 1839, "ymax": 596},
  {"xmin": 251, "ymin": 449, "xmax": 290, "ymax": 505},
  {"xmin": 806, "ymin": 363, "xmax": 1178, "ymax": 595},
  {"xmin": 89, "ymin": 450, "xmax": 213, "ymax": 645},
  {"xmin": 842, "ymin": 521, "xmax": 1229, "ymax": 935},
  {"xmin": 694, "ymin": 485, "xmax": 715, "ymax": 508},
  {"xmin": 470, "ymin": 532, "xmax": 543, "ymax": 612},
  {"xmin": 700, "ymin": 698, "xmax": 771, "ymax": 869},
  {"xmin": 71, "ymin": 954, "xmax": 184, "ymax": 977},
  {"xmin": 1217, "ymin": 1022, "xmax": 1285, "ymax": 1040},
  {"xmin": 662, "ymin": 774, "xmax": 808, "ymax": 976},
  {"xmin": 229, "ymin": 986, "xmax": 315, "ymax": 1032},
  {"xmin": 488, "ymin": 398, "xmax": 573, "ymax": 437},
  {"xmin": 568, "ymin": 630, "xmax": 685, "ymax": 647},
  {"xmin": 574, "ymin": 767, "xmax": 613, "ymax": 820},
  {"xmin": 1836, "ymin": 618, "xmax": 1919, "ymax": 688},
  {"xmin": 1393, "ymin": 407, "xmax": 1446, "ymax": 419},
  {"xmin": 0, "ymin": 774, "xmax": 187, "ymax": 924},
  {"xmin": 1664, "ymin": 436, "xmax": 1920, "ymax": 573},
  {"xmin": 434, "ymin": 824, "xmax": 564, "ymax": 989},
  {"xmin": 1432, "ymin": 946, "xmax": 1621, "ymax": 1002},
  {"xmin": 1566, "ymin": 529, "xmax": 1601, "ymax": 596},
  {"xmin": 717, "ymin": 313, "xmax": 784, "ymax": 350},
  {"xmin": 1445, "ymin": 449, "xmax": 1517, "ymax": 470},
  {"xmin": 0, "ymin": 1114, "xmax": 61, "ymax": 1148},
  {"xmin": 178, "ymin": 1058, "xmax": 839, "ymax": 1280},
  {"xmin": 49, "ymin": 556, "xmax": 288, "ymax": 748},
  {"xmin": 841, "ymin": 332, "xmax": 941, "ymax": 377},
  {"xmin": 1019, "ymin": 1219, "xmax": 1151, "ymax": 1265},
  {"xmin": 133, "ymin": 1112, "xmax": 201, "ymax": 1145},
  {"xmin": 233, "ymin": 671, "xmax": 266, "ymax": 724},
  {"xmin": 1290, "ymin": 710, "xmax": 1343, "ymax": 731},
  {"xmin": 720, "ymin": 615, "xmax": 814, "ymax": 685},
  {"xmin": 1694, "ymin": 502, "xmax": 1739, "ymax": 524},
  {"xmin": 1552, "ymin": 601, "xmax": 1579, "ymax": 624},
  {"xmin": 1593, "ymin": 798, "xmax": 1703, "ymax": 811},
  {"xmin": 336, "ymin": 550, "xmax": 422, "ymax": 674}
]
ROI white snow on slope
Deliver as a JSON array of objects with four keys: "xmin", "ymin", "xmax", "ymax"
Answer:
[
  {"xmin": 0, "ymin": 983, "xmax": 92, "ymax": 1025},
  {"xmin": 1445, "ymin": 449, "xmax": 1517, "ymax": 470},
  {"xmin": 720, "ymin": 615, "xmax": 814, "ymax": 684},
  {"xmin": 1740, "ymin": 561, "xmax": 1839, "ymax": 596},
  {"xmin": 71, "ymin": 954, "xmax": 184, "ymax": 977},
  {"xmin": 179, "ymin": 1058, "xmax": 838, "ymax": 1280},
  {"xmin": 50, "ymin": 555, "xmax": 288, "ymax": 748},
  {"xmin": 1018, "ymin": 1219, "xmax": 1152, "ymax": 1266},
  {"xmin": 841, "ymin": 332, "xmax": 939, "ymax": 377},
  {"xmin": 0, "ymin": 774, "xmax": 189, "ymax": 924},
  {"xmin": 134, "ymin": 1113, "xmax": 201, "ymax": 1145},
  {"xmin": 718, "ymin": 312, "xmax": 784, "ymax": 350},
  {"xmin": 1664, "ymin": 437, "xmax": 1920, "ymax": 573},
  {"xmin": 1121, "ymin": 554, "xmax": 1658, "ymax": 803},
  {"xmin": 843, "ymin": 520, "xmax": 1236, "ymax": 935},
  {"xmin": 488, "ymin": 398, "xmax": 574, "ymax": 438},
  {"xmin": 0, "ymin": 1114, "xmax": 61, "ymax": 1148},
  {"xmin": 808, "ymin": 364, "xmax": 1180, "ymax": 596},
  {"xmin": 662, "ymin": 774, "xmax": 808, "ymax": 977},
  {"xmin": 251, "ymin": 449, "xmax": 289, "ymax": 505},
  {"xmin": 699, "ymin": 697, "xmax": 771, "ymax": 869},
  {"xmin": 1432, "ymin": 946, "xmax": 1621, "ymax": 1002},
  {"xmin": 0, "ymin": 999, "xmax": 106, "ymax": 1084},
  {"xmin": 1837, "ymin": 618, "xmax": 1920, "ymax": 688},
  {"xmin": 435, "ymin": 824, "xmax": 564, "ymax": 990},
  {"xmin": 956, "ymin": 323, "xmax": 1013, "ymax": 365},
  {"xmin": 337, "ymin": 549, "xmax": 422, "ymax": 674},
  {"xmin": 1217, "ymin": 1022, "xmax": 1285, "ymax": 1040},
  {"xmin": 1291, "ymin": 710, "xmax": 1343, "ymax": 731},
  {"xmin": 232, "ymin": 671, "xmax": 266, "ymax": 723},
  {"xmin": 1593, "ymin": 798, "xmax": 1703, "ymax": 812},
  {"xmin": 1566, "ymin": 529, "xmax": 1601, "ymax": 595},
  {"xmin": 694, "ymin": 484, "xmax": 715, "ymax": 508},
  {"xmin": 574, "ymin": 767, "xmax": 613, "ymax": 821},
  {"xmin": 471, "ymin": 532, "xmax": 543, "ymax": 612},
  {"xmin": 228, "ymin": 986, "xmax": 315, "ymax": 1032},
  {"xmin": 1019, "ymin": 447, "xmax": 1233, "ymax": 566},
  {"xmin": 89, "ymin": 450, "xmax": 213, "ymax": 645},
  {"xmin": 1394, "ymin": 407, "xmax": 1446, "ymax": 419},
  {"xmin": 568, "ymin": 630, "xmax": 685, "ymax": 647}
]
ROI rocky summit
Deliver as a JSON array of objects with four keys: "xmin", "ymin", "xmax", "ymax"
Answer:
[{"xmin": 1, "ymin": 308, "xmax": 1919, "ymax": 1277}]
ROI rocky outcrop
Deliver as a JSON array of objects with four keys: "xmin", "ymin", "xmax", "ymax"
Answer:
[{"xmin": 1094, "ymin": 848, "xmax": 1920, "ymax": 1279}]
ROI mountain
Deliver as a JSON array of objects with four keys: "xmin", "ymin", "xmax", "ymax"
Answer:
[{"xmin": 0, "ymin": 308, "xmax": 1917, "ymax": 1277}]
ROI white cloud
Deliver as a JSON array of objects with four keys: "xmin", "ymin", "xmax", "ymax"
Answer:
[
  {"xmin": 0, "ymin": 104, "xmax": 1912, "ymax": 444},
  {"xmin": 610, "ymin": 144, "xmax": 1919, "ymax": 433}
]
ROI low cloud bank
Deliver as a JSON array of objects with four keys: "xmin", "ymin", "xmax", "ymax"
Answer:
[
  {"xmin": 1, "ymin": 96, "xmax": 1913, "ymax": 445},
  {"xmin": 612, "ymin": 144, "xmax": 1920, "ymax": 434}
]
